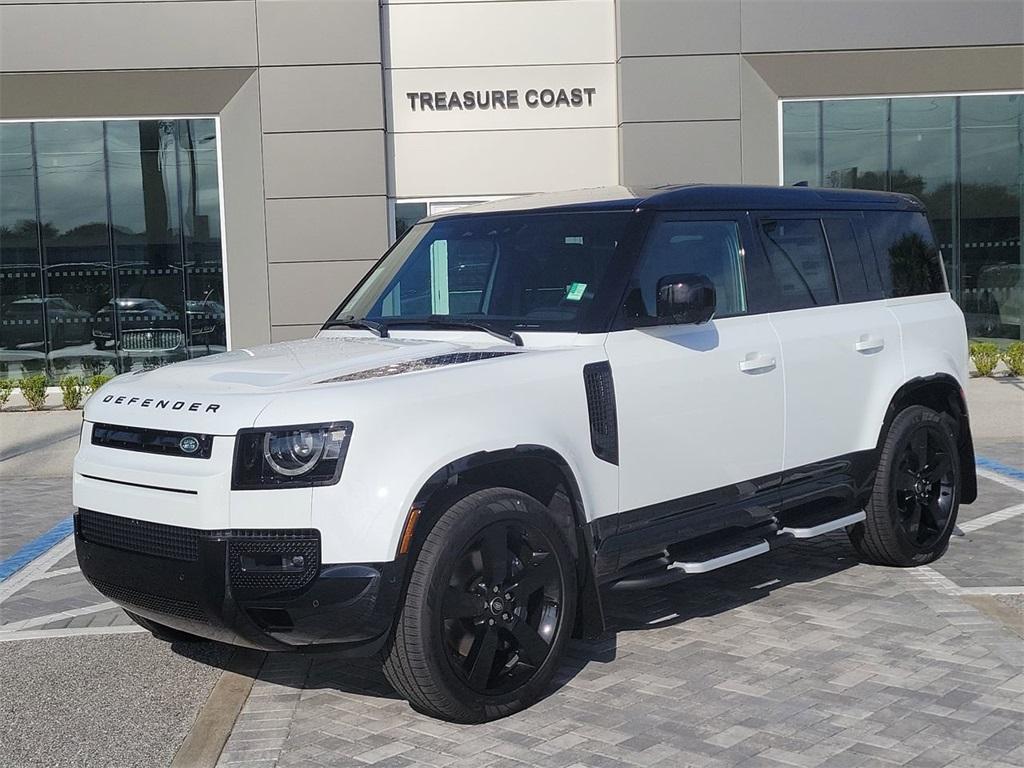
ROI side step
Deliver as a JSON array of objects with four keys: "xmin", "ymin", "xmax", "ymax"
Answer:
[
  {"xmin": 608, "ymin": 509, "xmax": 865, "ymax": 591},
  {"xmin": 670, "ymin": 541, "xmax": 769, "ymax": 574},
  {"xmin": 781, "ymin": 510, "xmax": 865, "ymax": 538}
]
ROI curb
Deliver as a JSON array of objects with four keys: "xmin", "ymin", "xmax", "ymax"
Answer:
[{"xmin": 170, "ymin": 648, "xmax": 266, "ymax": 768}]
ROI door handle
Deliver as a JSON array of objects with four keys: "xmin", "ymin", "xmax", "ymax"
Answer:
[
  {"xmin": 739, "ymin": 353, "xmax": 777, "ymax": 374},
  {"xmin": 855, "ymin": 335, "xmax": 885, "ymax": 354}
]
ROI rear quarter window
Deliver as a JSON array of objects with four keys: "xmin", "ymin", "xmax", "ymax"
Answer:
[{"xmin": 865, "ymin": 211, "xmax": 947, "ymax": 297}]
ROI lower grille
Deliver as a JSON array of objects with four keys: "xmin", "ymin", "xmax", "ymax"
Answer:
[
  {"xmin": 78, "ymin": 509, "xmax": 200, "ymax": 562},
  {"xmin": 121, "ymin": 328, "xmax": 183, "ymax": 351},
  {"xmin": 90, "ymin": 577, "xmax": 208, "ymax": 623},
  {"xmin": 229, "ymin": 532, "xmax": 320, "ymax": 592}
]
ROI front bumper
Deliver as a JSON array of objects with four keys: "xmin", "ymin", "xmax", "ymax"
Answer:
[{"xmin": 74, "ymin": 509, "xmax": 404, "ymax": 654}]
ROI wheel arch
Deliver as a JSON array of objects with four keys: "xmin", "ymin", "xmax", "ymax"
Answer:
[
  {"xmin": 878, "ymin": 373, "xmax": 977, "ymax": 504},
  {"xmin": 402, "ymin": 444, "xmax": 606, "ymax": 639}
]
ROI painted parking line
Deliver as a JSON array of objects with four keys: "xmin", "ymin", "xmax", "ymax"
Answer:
[
  {"xmin": 976, "ymin": 455, "xmax": 1024, "ymax": 493},
  {"xmin": 0, "ymin": 516, "xmax": 73, "ymax": 583},
  {"xmin": 957, "ymin": 503, "xmax": 1024, "ymax": 534}
]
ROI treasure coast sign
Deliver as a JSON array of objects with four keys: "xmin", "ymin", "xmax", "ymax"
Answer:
[{"xmin": 405, "ymin": 87, "xmax": 598, "ymax": 112}]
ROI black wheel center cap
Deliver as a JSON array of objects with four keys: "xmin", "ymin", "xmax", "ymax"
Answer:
[{"xmin": 488, "ymin": 597, "xmax": 506, "ymax": 615}]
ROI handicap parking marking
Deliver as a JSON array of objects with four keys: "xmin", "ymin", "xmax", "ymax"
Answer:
[{"xmin": 0, "ymin": 515, "xmax": 74, "ymax": 583}]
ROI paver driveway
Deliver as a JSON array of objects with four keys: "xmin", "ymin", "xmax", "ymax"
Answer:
[{"xmin": 217, "ymin": 471, "xmax": 1024, "ymax": 768}]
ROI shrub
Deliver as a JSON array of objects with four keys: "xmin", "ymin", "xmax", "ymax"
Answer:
[
  {"xmin": 86, "ymin": 374, "xmax": 114, "ymax": 396},
  {"xmin": 19, "ymin": 374, "xmax": 49, "ymax": 410},
  {"xmin": 0, "ymin": 379, "xmax": 13, "ymax": 410},
  {"xmin": 60, "ymin": 375, "xmax": 84, "ymax": 410},
  {"xmin": 1002, "ymin": 341, "xmax": 1024, "ymax": 377},
  {"xmin": 969, "ymin": 341, "xmax": 1001, "ymax": 377}
]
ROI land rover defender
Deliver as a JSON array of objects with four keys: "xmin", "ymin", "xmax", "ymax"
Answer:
[{"xmin": 73, "ymin": 185, "xmax": 976, "ymax": 722}]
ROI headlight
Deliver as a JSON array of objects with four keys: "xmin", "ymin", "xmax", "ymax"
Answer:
[{"xmin": 232, "ymin": 422, "xmax": 352, "ymax": 490}]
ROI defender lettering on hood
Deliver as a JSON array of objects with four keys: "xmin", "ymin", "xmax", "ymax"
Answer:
[{"xmin": 101, "ymin": 394, "xmax": 221, "ymax": 413}]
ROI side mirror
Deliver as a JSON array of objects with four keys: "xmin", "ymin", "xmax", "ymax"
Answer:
[{"xmin": 656, "ymin": 273, "xmax": 716, "ymax": 325}]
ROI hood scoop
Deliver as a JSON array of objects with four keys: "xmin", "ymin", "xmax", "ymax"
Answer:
[{"xmin": 316, "ymin": 350, "xmax": 520, "ymax": 384}]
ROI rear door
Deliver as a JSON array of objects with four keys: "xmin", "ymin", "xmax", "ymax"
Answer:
[{"xmin": 755, "ymin": 212, "xmax": 903, "ymax": 513}]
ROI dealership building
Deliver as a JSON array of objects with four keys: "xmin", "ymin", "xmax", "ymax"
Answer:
[{"xmin": 0, "ymin": 0, "xmax": 1021, "ymax": 381}]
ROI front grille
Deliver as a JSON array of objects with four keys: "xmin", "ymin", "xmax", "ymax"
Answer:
[
  {"xmin": 121, "ymin": 328, "xmax": 183, "ymax": 351},
  {"xmin": 91, "ymin": 423, "xmax": 213, "ymax": 460},
  {"xmin": 583, "ymin": 361, "xmax": 619, "ymax": 465},
  {"xmin": 229, "ymin": 532, "xmax": 320, "ymax": 592},
  {"xmin": 90, "ymin": 577, "xmax": 208, "ymax": 623},
  {"xmin": 77, "ymin": 509, "xmax": 201, "ymax": 562}
]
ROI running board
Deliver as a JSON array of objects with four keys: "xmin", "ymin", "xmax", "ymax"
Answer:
[
  {"xmin": 608, "ymin": 509, "xmax": 866, "ymax": 591},
  {"xmin": 780, "ymin": 510, "xmax": 865, "ymax": 538},
  {"xmin": 669, "ymin": 541, "xmax": 770, "ymax": 574}
]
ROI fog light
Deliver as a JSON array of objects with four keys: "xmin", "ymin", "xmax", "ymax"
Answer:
[{"xmin": 240, "ymin": 552, "xmax": 307, "ymax": 572}]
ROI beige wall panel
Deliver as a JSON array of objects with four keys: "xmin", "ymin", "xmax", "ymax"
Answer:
[
  {"xmin": 0, "ymin": 1, "xmax": 257, "ymax": 72},
  {"xmin": 391, "ymin": 128, "xmax": 619, "ymax": 198},
  {"xmin": 739, "ymin": 59, "xmax": 779, "ymax": 185},
  {"xmin": 219, "ymin": 73, "xmax": 273, "ymax": 349},
  {"xmin": 263, "ymin": 131, "xmax": 386, "ymax": 199},
  {"xmin": 266, "ymin": 197, "xmax": 389, "ymax": 264},
  {"xmin": 0, "ymin": 68, "xmax": 252, "ymax": 120},
  {"xmin": 617, "ymin": 0, "xmax": 740, "ymax": 57},
  {"xmin": 618, "ymin": 55, "xmax": 740, "ymax": 123},
  {"xmin": 386, "ymin": 0, "xmax": 616, "ymax": 68},
  {"xmin": 746, "ymin": 47, "xmax": 1024, "ymax": 99},
  {"xmin": 261, "ymin": 65, "xmax": 384, "ymax": 133},
  {"xmin": 271, "ymin": 325, "xmax": 322, "ymax": 343},
  {"xmin": 741, "ymin": 0, "xmax": 1024, "ymax": 53},
  {"xmin": 269, "ymin": 261, "xmax": 377, "ymax": 326},
  {"xmin": 388, "ymin": 65, "xmax": 617, "ymax": 132},
  {"xmin": 256, "ymin": 0, "xmax": 381, "ymax": 66},
  {"xmin": 619, "ymin": 121, "xmax": 741, "ymax": 186}
]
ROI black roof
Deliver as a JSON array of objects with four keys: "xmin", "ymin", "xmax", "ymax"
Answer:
[{"xmin": 425, "ymin": 184, "xmax": 925, "ymax": 221}]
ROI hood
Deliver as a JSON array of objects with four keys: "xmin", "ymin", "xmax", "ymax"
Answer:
[{"xmin": 83, "ymin": 336, "xmax": 524, "ymax": 433}]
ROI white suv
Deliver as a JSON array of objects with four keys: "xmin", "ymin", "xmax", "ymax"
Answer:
[{"xmin": 73, "ymin": 185, "xmax": 977, "ymax": 722}]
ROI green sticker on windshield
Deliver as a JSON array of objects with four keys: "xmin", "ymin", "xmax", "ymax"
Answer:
[{"xmin": 566, "ymin": 282, "xmax": 587, "ymax": 301}]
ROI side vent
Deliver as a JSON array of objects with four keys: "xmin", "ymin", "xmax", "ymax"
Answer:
[{"xmin": 583, "ymin": 361, "xmax": 619, "ymax": 465}]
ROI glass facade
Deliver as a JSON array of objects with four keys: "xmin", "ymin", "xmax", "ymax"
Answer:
[
  {"xmin": 0, "ymin": 118, "xmax": 226, "ymax": 381},
  {"xmin": 782, "ymin": 93, "xmax": 1024, "ymax": 341}
]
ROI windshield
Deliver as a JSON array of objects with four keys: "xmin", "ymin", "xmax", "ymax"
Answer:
[{"xmin": 333, "ymin": 211, "xmax": 633, "ymax": 333}]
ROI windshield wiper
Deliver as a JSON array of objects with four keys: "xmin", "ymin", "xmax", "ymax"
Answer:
[
  {"xmin": 384, "ymin": 316, "xmax": 523, "ymax": 347},
  {"xmin": 321, "ymin": 316, "xmax": 389, "ymax": 338}
]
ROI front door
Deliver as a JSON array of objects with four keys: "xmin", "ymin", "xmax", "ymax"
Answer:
[{"xmin": 605, "ymin": 212, "xmax": 785, "ymax": 538}]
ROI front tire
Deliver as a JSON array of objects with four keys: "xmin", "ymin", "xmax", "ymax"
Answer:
[
  {"xmin": 849, "ymin": 405, "xmax": 960, "ymax": 566},
  {"xmin": 383, "ymin": 487, "xmax": 577, "ymax": 723}
]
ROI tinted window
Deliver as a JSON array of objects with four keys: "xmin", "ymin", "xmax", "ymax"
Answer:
[
  {"xmin": 625, "ymin": 219, "xmax": 747, "ymax": 321},
  {"xmin": 339, "ymin": 212, "xmax": 632, "ymax": 333},
  {"xmin": 823, "ymin": 218, "xmax": 883, "ymax": 303},
  {"xmin": 759, "ymin": 219, "xmax": 838, "ymax": 310},
  {"xmin": 864, "ymin": 211, "xmax": 947, "ymax": 297}
]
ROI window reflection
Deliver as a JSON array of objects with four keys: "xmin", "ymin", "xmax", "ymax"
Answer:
[
  {"xmin": 784, "ymin": 93, "xmax": 1023, "ymax": 341},
  {"xmin": 0, "ymin": 119, "xmax": 226, "ymax": 382}
]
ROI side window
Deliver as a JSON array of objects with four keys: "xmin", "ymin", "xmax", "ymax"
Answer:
[
  {"xmin": 864, "ymin": 211, "xmax": 947, "ymax": 297},
  {"xmin": 624, "ymin": 218, "xmax": 748, "ymax": 322},
  {"xmin": 759, "ymin": 218, "xmax": 838, "ymax": 310},
  {"xmin": 823, "ymin": 218, "xmax": 884, "ymax": 303}
]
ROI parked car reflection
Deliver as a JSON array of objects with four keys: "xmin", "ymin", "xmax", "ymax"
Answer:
[
  {"xmin": 93, "ymin": 297, "xmax": 185, "ymax": 353},
  {"xmin": 1, "ymin": 296, "xmax": 92, "ymax": 350}
]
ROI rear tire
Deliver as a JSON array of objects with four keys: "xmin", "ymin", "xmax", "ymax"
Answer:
[
  {"xmin": 125, "ymin": 610, "xmax": 204, "ymax": 643},
  {"xmin": 849, "ymin": 405, "xmax": 960, "ymax": 566},
  {"xmin": 383, "ymin": 487, "xmax": 577, "ymax": 723}
]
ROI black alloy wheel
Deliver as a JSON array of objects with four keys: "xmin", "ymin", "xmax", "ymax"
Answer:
[
  {"xmin": 891, "ymin": 423, "xmax": 956, "ymax": 549},
  {"xmin": 384, "ymin": 486, "xmax": 577, "ymax": 723},
  {"xmin": 849, "ymin": 405, "xmax": 961, "ymax": 566},
  {"xmin": 441, "ymin": 520, "xmax": 563, "ymax": 696}
]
